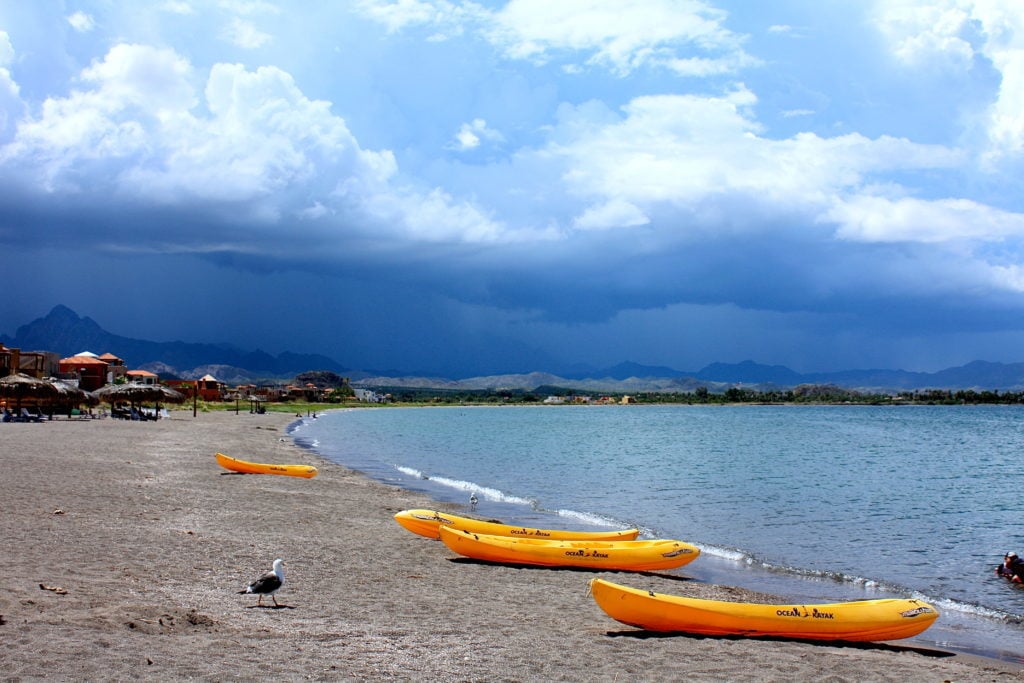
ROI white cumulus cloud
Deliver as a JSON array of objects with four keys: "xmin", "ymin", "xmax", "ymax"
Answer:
[
  {"xmin": 874, "ymin": 0, "xmax": 1024, "ymax": 157},
  {"xmin": 827, "ymin": 194, "xmax": 1024, "ymax": 243},
  {"xmin": 0, "ymin": 31, "xmax": 13, "ymax": 67},
  {"xmin": 451, "ymin": 118, "xmax": 503, "ymax": 151},
  {"xmin": 222, "ymin": 18, "xmax": 272, "ymax": 48},
  {"xmin": 0, "ymin": 31, "xmax": 22, "ymax": 141},
  {"xmin": 357, "ymin": 0, "xmax": 755, "ymax": 76},
  {"xmin": 573, "ymin": 198, "xmax": 649, "ymax": 230},
  {"xmin": 161, "ymin": 2, "xmax": 195, "ymax": 15},
  {"xmin": 354, "ymin": 0, "xmax": 484, "ymax": 36},
  {"xmin": 488, "ymin": 0, "xmax": 749, "ymax": 76},
  {"xmin": 0, "ymin": 42, "xmax": 517, "ymax": 247},
  {"xmin": 553, "ymin": 87, "xmax": 961, "ymax": 230},
  {"xmin": 67, "ymin": 12, "xmax": 96, "ymax": 33}
]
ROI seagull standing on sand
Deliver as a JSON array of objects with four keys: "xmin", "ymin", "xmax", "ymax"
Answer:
[{"xmin": 239, "ymin": 558, "xmax": 285, "ymax": 607}]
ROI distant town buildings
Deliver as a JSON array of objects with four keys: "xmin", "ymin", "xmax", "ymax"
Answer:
[
  {"xmin": 354, "ymin": 388, "xmax": 388, "ymax": 403},
  {"xmin": 1, "ymin": 341, "xmax": 365, "ymax": 406}
]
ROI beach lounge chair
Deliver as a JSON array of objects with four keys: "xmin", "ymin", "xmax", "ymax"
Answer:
[{"xmin": 20, "ymin": 408, "xmax": 43, "ymax": 422}]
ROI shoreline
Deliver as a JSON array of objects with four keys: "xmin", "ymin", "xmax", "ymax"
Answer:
[
  {"xmin": 295, "ymin": 407, "xmax": 1024, "ymax": 666},
  {"xmin": 2, "ymin": 411, "xmax": 1021, "ymax": 681}
]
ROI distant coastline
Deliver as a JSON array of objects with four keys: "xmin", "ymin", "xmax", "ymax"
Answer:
[
  {"xmin": 334, "ymin": 385, "xmax": 1024, "ymax": 407},
  {"xmin": 7, "ymin": 305, "xmax": 1024, "ymax": 393}
]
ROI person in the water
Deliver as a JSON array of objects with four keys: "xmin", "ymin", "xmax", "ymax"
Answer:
[{"xmin": 996, "ymin": 552, "xmax": 1024, "ymax": 583}]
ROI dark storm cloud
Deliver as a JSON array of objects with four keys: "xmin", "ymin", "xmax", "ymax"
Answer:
[{"xmin": 2, "ymin": 2, "xmax": 1024, "ymax": 374}]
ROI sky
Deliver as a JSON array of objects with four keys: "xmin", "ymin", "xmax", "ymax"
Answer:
[{"xmin": 1, "ymin": 1, "xmax": 1024, "ymax": 377}]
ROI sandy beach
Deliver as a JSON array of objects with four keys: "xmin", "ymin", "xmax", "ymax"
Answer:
[{"xmin": 2, "ymin": 411, "xmax": 1021, "ymax": 682}]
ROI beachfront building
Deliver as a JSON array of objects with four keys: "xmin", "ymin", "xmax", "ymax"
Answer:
[
  {"xmin": 354, "ymin": 388, "xmax": 388, "ymax": 403},
  {"xmin": 98, "ymin": 353, "xmax": 127, "ymax": 383},
  {"xmin": 58, "ymin": 355, "xmax": 109, "ymax": 392},
  {"xmin": 1, "ymin": 344, "xmax": 58, "ymax": 378},
  {"xmin": 21, "ymin": 350, "xmax": 57, "ymax": 377},
  {"xmin": 0, "ymin": 344, "xmax": 12, "ymax": 376},
  {"xmin": 163, "ymin": 379, "xmax": 193, "ymax": 399},
  {"xmin": 226, "ymin": 383, "xmax": 257, "ymax": 401},
  {"xmin": 126, "ymin": 369, "xmax": 158, "ymax": 385},
  {"xmin": 252, "ymin": 385, "xmax": 286, "ymax": 402},
  {"xmin": 163, "ymin": 374, "xmax": 226, "ymax": 401},
  {"xmin": 196, "ymin": 374, "xmax": 224, "ymax": 401},
  {"xmin": 286, "ymin": 382, "xmax": 326, "ymax": 402}
]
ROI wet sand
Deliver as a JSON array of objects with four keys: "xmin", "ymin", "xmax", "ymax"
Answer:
[{"xmin": 1, "ymin": 411, "xmax": 1021, "ymax": 681}]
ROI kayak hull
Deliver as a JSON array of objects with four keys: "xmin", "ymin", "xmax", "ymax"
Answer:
[
  {"xmin": 215, "ymin": 452, "xmax": 318, "ymax": 478},
  {"xmin": 589, "ymin": 578, "xmax": 938, "ymax": 641},
  {"xmin": 439, "ymin": 527, "xmax": 699, "ymax": 571},
  {"xmin": 395, "ymin": 508, "xmax": 639, "ymax": 541}
]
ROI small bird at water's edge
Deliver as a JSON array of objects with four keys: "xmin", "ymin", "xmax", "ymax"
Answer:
[{"xmin": 239, "ymin": 558, "xmax": 285, "ymax": 607}]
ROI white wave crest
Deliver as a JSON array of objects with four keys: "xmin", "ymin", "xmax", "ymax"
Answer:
[
  {"xmin": 428, "ymin": 475, "xmax": 534, "ymax": 506},
  {"xmin": 391, "ymin": 465, "xmax": 534, "ymax": 506},
  {"xmin": 923, "ymin": 594, "xmax": 1022, "ymax": 622},
  {"xmin": 552, "ymin": 508, "xmax": 633, "ymax": 530},
  {"xmin": 695, "ymin": 545, "xmax": 747, "ymax": 562},
  {"xmin": 396, "ymin": 465, "xmax": 426, "ymax": 479}
]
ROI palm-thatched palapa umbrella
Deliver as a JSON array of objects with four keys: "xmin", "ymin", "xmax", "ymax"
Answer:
[
  {"xmin": 93, "ymin": 383, "xmax": 185, "ymax": 419},
  {"xmin": 0, "ymin": 372, "xmax": 58, "ymax": 415},
  {"xmin": 48, "ymin": 379, "xmax": 98, "ymax": 416}
]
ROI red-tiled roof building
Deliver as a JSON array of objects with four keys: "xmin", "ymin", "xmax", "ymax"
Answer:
[{"xmin": 58, "ymin": 355, "xmax": 109, "ymax": 392}]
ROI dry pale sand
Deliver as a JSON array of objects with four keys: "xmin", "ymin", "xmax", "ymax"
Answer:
[{"xmin": 1, "ymin": 410, "xmax": 1022, "ymax": 682}]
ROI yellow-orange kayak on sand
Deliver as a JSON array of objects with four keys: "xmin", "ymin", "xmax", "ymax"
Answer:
[
  {"xmin": 588, "ymin": 578, "xmax": 939, "ymax": 641},
  {"xmin": 394, "ymin": 508, "xmax": 639, "ymax": 541},
  {"xmin": 439, "ymin": 527, "xmax": 698, "ymax": 571},
  {"xmin": 215, "ymin": 452, "xmax": 318, "ymax": 478}
]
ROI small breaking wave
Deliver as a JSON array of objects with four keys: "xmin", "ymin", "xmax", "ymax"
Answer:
[
  {"xmin": 392, "ymin": 465, "xmax": 534, "ymax": 506},
  {"xmin": 701, "ymin": 544, "xmax": 918, "ymax": 597},
  {"xmin": 390, "ymin": 466, "xmax": 647, "ymax": 532},
  {"xmin": 550, "ymin": 508, "xmax": 635, "ymax": 530},
  {"xmin": 430, "ymin": 476, "xmax": 534, "ymax": 507},
  {"xmin": 395, "ymin": 465, "xmax": 425, "ymax": 479},
  {"xmin": 694, "ymin": 544, "xmax": 746, "ymax": 562}
]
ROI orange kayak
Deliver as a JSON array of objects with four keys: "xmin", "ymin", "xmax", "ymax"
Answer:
[
  {"xmin": 439, "ymin": 527, "xmax": 699, "ymax": 571},
  {"xmin": 589, "ymin": 578, "xmax": 939, "ymax": 641},
  {"xmin": 394, "ymin": 508, "xmax": 639, "ymax": 541},
  {"xmin": 215, "ymin": 452, "xmax": 318, "ymax": 478}
]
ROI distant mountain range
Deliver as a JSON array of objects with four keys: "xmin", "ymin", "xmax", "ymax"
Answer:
[
  {"xmin": 1, "ymin": 305, "xmax": 348, "ymax": 383},
  {"xmin": 4, "ymin": 305, "xmax": 1024, "ymax": 391},
  {"xmin": 354, "ymin": 360, "xmax": 1024, "ymax": 393}
]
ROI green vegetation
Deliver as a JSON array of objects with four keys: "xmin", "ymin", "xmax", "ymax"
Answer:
[
  {"xmin": 194, "ymin": 400, "xmax": 337, "ymax": 414},
  {"xmin": 142, "ymin": 362, "xmax": 1017, "ymax": 410},
  {"xmin": 294, "ymin": 371, "xmax": 354, "ymax": 397},
  {"xmin": 352, "ymin": 384, "xmax": 1024, "ymax": 406},
  {"xmin": 177, "ymin": 380, "xmax": 1024, "ymax": 412}
]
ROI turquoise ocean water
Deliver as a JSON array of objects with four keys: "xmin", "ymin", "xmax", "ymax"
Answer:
[{"xmin": 291, "ymin": 404, "xmax": 1024, "ymax": 662}]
